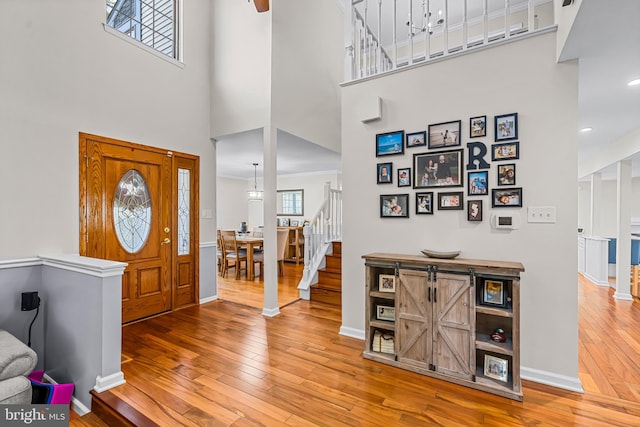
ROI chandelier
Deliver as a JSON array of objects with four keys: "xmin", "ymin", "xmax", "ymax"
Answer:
[
  {"xmin": 407, "ymin": 1, "xmax": 444, "ymax": 36},
  {"xmin": 247, "ymin": 162, "xmax": 263, "ymax": 201}
]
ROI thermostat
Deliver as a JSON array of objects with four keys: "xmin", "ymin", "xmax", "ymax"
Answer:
[{"xmin": 491, "ymin": 213, "xmax": 521, "ymax": 229}]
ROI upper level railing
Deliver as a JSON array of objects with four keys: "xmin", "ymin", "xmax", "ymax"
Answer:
[{"xmin": 345, "ymin": 0, "xmax": 554, "ymax": 81}]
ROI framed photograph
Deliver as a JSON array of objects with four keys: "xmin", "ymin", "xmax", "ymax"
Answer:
[
  {"xmin": 467, "ymin": 200, "xmax": 483, "ymax": 222},
  {"xmin": 378, "ymin": 274, "xmax": 396, "ymax": 293},
  {"xmin": 497, "ymin": 164, "xmax": 516, "ymax": 186},
  {"xmin": 491, "ymin": 142, "xmax": 519, "ymax": 161},
  {"xmin": 376, "ymin": 305, "xmax": 395, "ymax": 321},
  {"xmin": 428, "ymin": 120, "xmax": 462, "ymax": 149},
  {"xmin": 494, "ymin": 113, "xmax": 518, "ymax": 141},
  {"xmin": 415, "ymin": 192, "xmax": 434, "ymax": 215},
  {"xmin": 380, "ymin": 194, "xmax": 409, "ymax": 218},
  {"xmin": 397, "ymin": 168, "xmax": 411, "ymax": 187},
  {"xmin": 492, "ymin": 188, "xmax": 522, "ymax": 208},
  {"xmin": 290, "ymin": 220, "xmax": 299, "ymax": 227},
  {"xmin": 438, "ymin": 192, "xmax": 464, "ymax": 210},
  {"xmin": 467, "ymin": 171, "xmax": 489, "ymax": 196},
  {"xmin": 377, "ymin": 162, "xmax": 393, "ymax": 184},
  {"xmin": 376, "ymin": 130, "xmax": 405, "ymax": 157},
  {"xmin": 406, "ymin": 131, "xmax": 426, "ymax": 148},
  {"xmin": 484, "ymin": 354, "xmax": 509, "ymax": 383},
  {"xmin": 469, "ymin": 115, "xmax": 487, "ymax": 138},
  {"xmin": 280, "ymin": 218, "xmax": 290, "ymax": 226},
  {"xmin": 413, "ymin": 149, "xmax": 463, "ymax": 188},
  {"xmin": 481, "ymin": 280, "xmax": 507, "ymax": 307}
]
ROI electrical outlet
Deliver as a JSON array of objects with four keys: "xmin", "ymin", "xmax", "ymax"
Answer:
[
  {"xmin": 21, "ymin": 291, "xmax": 40, "ymax": 311},
  {"xmin": 527, "ymin": 206, "xmax": 556, "ymax": 223}
]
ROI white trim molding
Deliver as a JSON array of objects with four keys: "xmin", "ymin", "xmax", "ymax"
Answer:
[
  {"xmin": 339, "ymin": 326, "xmax": 365, "ymax": 340},
  {"xmin": 199, "ymin": 295, "xmax": 218, "ymax": 304},
  {"xmin": 39, "ymin": 254, "xmax": 127, "ymax": 278},
  {"xmin": 521, "ymin": 367, "xmax": 584, "ymax": 393},
  {"xmin": 262, "ymin": 307, "xmax": 280, "ymax": 317},
  {"xmin": 0, "ymin": 257, "xmax": 41, "ymax": 270},
  {"xmin": 94, "ymin": 371, "xmax": 126, "ymax": 393},
  {"xmin": 103, "ymin": 24, "xmax": 185, "ymax": 69}
]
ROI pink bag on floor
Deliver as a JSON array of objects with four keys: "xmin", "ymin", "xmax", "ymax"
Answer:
[{"xmin": 28, "ymin": 370, "xmax": 74, "ymax": 405}]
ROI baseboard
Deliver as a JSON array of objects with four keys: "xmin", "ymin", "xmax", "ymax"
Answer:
[
  {"xmin": 520, "ymin": 366, "xmax": 584, "ymax": 393},
  {"xmin": 94, "ymin": 371, "xmax": 126, "ymax": 393},
  {"xmin": 199, "ymin": 295, "xmax": 218, "ymax": 304},
  {"xmin": 339, "ymin": 326, "xmax": 365, "ymax": 340},
  {"xmin": 43, "ymin": 372, "xmax": 91, "ymax": 416},
  {"xmin": 262, "ymin": 307, "xmax": 280, "ymax": 317},
  {"xmin": 583, "ymin": 272, "xmax": 609, "ymax": 286}
]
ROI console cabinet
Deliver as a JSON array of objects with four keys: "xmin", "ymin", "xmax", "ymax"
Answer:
[{"xmin": 363, "ymin": 253, "xmax": 524, "ymax": 401}]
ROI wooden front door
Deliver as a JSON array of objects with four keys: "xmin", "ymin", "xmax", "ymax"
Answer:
[{"xmin": 80, "ymin": 133, "xmax": 199, "ymax": 323}]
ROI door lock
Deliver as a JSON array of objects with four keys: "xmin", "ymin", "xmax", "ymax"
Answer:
[
  {"xmin": 162, "ymin": 238, "xmax": 171, "ymax": 245},
  {"xmin": 164, "ymin": 227, "xmax": 170, "ymax": 233}
]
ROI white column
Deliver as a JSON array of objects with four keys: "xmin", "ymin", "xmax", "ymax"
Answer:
[
  {"xmin": 590, "ymin": 172, "xmax": 602, "ymax": 236},
  {"xmin": 615, "ymin": 160, "xmax": 633, "ymax": 300},
  {"xmin": 262, "ymin": 125, "xmax": 280, "ymax": 316}
]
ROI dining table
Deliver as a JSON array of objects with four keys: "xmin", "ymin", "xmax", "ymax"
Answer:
[{"xmin": 235, "ymin": 235, "xmax": 264, "ymax": 279}]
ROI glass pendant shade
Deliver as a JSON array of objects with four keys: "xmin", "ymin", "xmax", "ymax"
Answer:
[{"xmin": 248, "ymin": 163, "xmax": 263, "ymax": 201}]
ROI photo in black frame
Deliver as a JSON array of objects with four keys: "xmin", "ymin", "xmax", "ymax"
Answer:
[
  {"xmin": 397, "ymin": 168, "xmax": 411, "ymax": 187},
  {"xmin": 492, "ymin": 188, "xmax": 522, "ymax": 207},
  {"xmin": 438, "ymin": 191, "xmax": 464, "ymax": 210},
  {"xmin": 491, "ymin": 142, "xmax": 519, "ymax": 161},
  {"xmin": 497, "ymin": 163, "xmax": 516, "ymax": 186},
  {"xmin": 380, "ymin": 194, "xmax": 409, "ymax": 218},
  {"xmin": 413, "ymin": 149, "xmax": 464, "ymax": 189},
  {"xmin": 494, "ymin": 113, "xmax": 518, "ymax": 141},
  {"xmin": 415, "ymin": 192, "xmax": 434, "ymax": 215},
  {"xmin": 467, "ymin": 200, "xmax": 483, "ymax": 222},
  {"xmin": 428, "ymin": 120, "xmax": 462, "ymax": 149},
  {"xmin": 470, "ymin": 115, "xmax": 487, "ymax": 138},
  {"xmin": 376, "ymin": 130, "xmax": 405, "ymax": 157},
  {"xmin": 406, "ymin": 131, "xmax": 427, "ymax": 148},
  {"xmin": 377, "ymin": 162, "xmax": 393, "ymax": 184},
  {"xmin": 467, "ymin": 170, "xmax": 489, "ymax": 196}
]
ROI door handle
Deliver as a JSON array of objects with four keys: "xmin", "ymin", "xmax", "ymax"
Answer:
[
  {"xmin": 161, "ymin": 238, "xmax": 171, "ymax": 245},
  {"xmin": 434, "ymin": 287, "xmax": 437, "ymax": 303},
  {"xmin": 428, "ymin": 287, "xmax": 431, "ymax": 302}
]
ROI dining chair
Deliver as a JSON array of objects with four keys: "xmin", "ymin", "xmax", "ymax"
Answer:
[
  {"xmin": 220, "ymin": 229, "xmax": 248, "ymax": 279},
  {"xmin": 216, "ymin": 229, "xmax": 224, "ymax": 274},
  {"xmin": 276, "ymin": 228, "xmax": 289, "ymax": 276}
]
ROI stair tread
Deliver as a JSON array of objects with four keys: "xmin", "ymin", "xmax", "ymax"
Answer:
[{"xmin": 319, "ymin": 267, "xmax": 341, "ymax": 274}]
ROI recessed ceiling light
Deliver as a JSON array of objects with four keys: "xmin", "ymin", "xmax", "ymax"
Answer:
[
  {"xmin": 580, "ymin": 127, "xmax": 593, "ymax": 133},
  {"xmin": 629, "ymin": 78, "xmax": 640, "ymax": 87}
]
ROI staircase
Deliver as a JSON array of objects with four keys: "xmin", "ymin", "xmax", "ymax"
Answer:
[{"xmin": 310, "ymin": 241, "xmax": 341, "ymax": 306}]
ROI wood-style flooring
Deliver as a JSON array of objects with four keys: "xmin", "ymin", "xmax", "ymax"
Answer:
[{"xmin": 71, "ymin": 274, "xmax": 640, "ymax": 426}]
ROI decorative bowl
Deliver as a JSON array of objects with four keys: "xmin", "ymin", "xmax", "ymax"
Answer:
[{"xmin": 420, "ymin": 249, "xmax": 461, "ymax": 259}]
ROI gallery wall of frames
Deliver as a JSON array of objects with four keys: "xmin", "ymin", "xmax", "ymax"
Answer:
[{"xmin": 377, "ymin": 113, "xmax": 521, "ymax": 221}]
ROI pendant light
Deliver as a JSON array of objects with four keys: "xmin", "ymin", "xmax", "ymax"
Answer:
[{"xmin": 248, "ymin": 162, "xmax": 263, "ymax": 201}]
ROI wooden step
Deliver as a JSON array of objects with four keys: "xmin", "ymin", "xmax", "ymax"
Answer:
[
  {"xmin": 325, "ymin": 254, "xmax": 342, "ymax": 272},
  {"xmin": 310, "ymin": 286, "xmax": 341, "ymax": 306},
  {"xmin": 90, "ymin": 389, "xmax": 157, "ymax": 427},
  {"xmin": 331, "ymin": 241, "xmax": 342, "ymax": 255},
  {"xmin": 317, "ymin": 270, "xmax": 341, "ymax": 291}
]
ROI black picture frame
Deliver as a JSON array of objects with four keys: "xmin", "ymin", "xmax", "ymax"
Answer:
[
  {"xmin": 497, "ymin": 163, "xmax": 516, "ymax": 186},
  {"xmin": 406, "ymin": 131, "xmax": 427, "ymax": 148},
  {"xmin": 438, "ymin": 191, "xmax": 464, "ymax": 210},
  {"xmin": 467, "ymin": 200, "xmax": 483, "ymax": 221},
  {"xmin": 377, "ymin": 162, "xmax": 393, "ymax": 184},
  {"xmin": 491, "ymin": 142, "xmax": 519, "ymax": 161},
  {"xmin": 376, "ymin": 130, "xmax": 405, "ymax": 157},
  {"xmin": 467, "ymin": 171, "xmax": 489, "ymax": 196},
  {"xmin": 415, "ymin": 192, "xmax": 434, "ymax": 215},
  {"xmin": 397, "ymin": 168, "xmax": 411, "ymax": 187},
  {"xmin": 380, "ymin": 194, "xmax": 409, "ymax": 218},
  {"xmin": 480, "ymin": 279, "xmax": 508, "ymax": 308},
  {"xmin": 492, "ymin": 188, "xmax": 523, "ymax": 208},
  {"xmin": 428, "ymin": 120, "xmax": 462, "ymax": 149},
  {"xmin": 413, "ymin": 149, "xmax": 464, "ymax": 189},
  {"xmin": 494, "ymin": 113, "xmax": 518, "ymax": 141},
  {"xmin": 470, "ymin": 115, "xmax": 487, "ymax": 138}
]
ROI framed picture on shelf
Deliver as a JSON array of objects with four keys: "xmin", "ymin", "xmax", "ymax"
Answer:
[
  {"xmin": 467, "ymin": 171, "xmax": 489, "ymax": 196},
  {"xmin": 413, "ymin": 149, "xmax": 464, "ymax": 189},
  {"xmin": 497, "ymin": 164, "xmax": 516, "ymax": 186},
  {"xmin": 484, "ymin": 354, "xmax": 509, "ymax": 383},
  {"xmin": 376, "ymin": 305, "xmax": 395, "ymax": 321},
  {"xmin": 380, "ymin": 194, "xmax": 409, "ymax": 218},
  {"xmin": 280, "ymin": 218, "xmax": 290, "ymax": 226},
  {"xmin": 470, "ymin": 115, "xmax": 487, "ymax": 138},
  {"xmin": 467, "ymin": 200, "xmax": 483, "ymax": 222},
  {"xmin": 480, "ymin": 280, "xmax": 507, "ymax": 308},
  {"xmin": 377, "ymin": 162, "xmax": 393, "ymax": 184},
  {"xmin": 378, "ymin": 274, "xmax": 396, "ymax": 293},
  {"xmin": 290, "ymin": 220, "xmax": 299, "ymax": 227},
  {"xmin": 494, "ymin": 113, "xmax": 518, "ymax": 141},
  {"xmin": 376, "ymin": 130, "xmax": 405, "ymax": 157},
  {"xmin": 406, "ymin": 131, "xmax": 426, "ymax": 148},
  {"xmin": 438, "ymin": 191, "xmax": 464, "ymax": 210},
  {"xmin": 492, "ymin": 188, "xmax": 522, "ymax": 208},
  {"xmin": 491, "ymin": 142, "xmax": 519, "ymax": 161},
  {"xmin": 415, "ymin": 192, "xmax": 434, "ymax": 215},
  {"xmin": 428, "ymin": 120, "xmax": 462, "ymax": 149},
  {"xmin": 397, "ymin": 168, "xmax": 411, "ymax": 187}
]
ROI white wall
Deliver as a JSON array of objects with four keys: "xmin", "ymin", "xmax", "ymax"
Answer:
[
  {"xmin": 555, "ymin": 0, "xmax": 583, "ymax": 61},
  {"xmin": 277, "ymin": 172, "xmax": 341, "ymax": 221},
  {"xmin": 579, "ymin": 177, "xmax": 640, "ymax": 238},
  {"xmin": 0, "ymin": 0, "xmax": 215, "ymax": 258},
  {"xmin": 271, "ymin": 0, "xmax": 343, "ymax": 153},
  {"xmin": 341, "ymin": 32, "xmax": 580, "ymax": 385},
  {"xmin": 210, "ymin": 0, "xmax": 271, "ymax": 138},
  {"xmin": 578, "ymin": 181, "xmax": 591, "ymax": 234},
  {"xmin": 216, "ymin": 177, "xmax": 250, "ymax": 230}
]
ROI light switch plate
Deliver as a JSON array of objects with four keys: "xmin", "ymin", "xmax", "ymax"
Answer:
[{"xmin": 527, "ymin": 206, "xmax": 556, "ymax": 223}]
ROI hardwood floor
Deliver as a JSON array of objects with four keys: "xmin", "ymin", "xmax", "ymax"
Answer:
[
  {"xmin": 217, "ymin": 262, "xmax": 303, "ymax": 309},
  {"xmin": 70, "ymin": 274, "xmax": 640, "ymax": 426}
]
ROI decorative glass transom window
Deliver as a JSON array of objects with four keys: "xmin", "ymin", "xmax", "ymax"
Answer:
[
  {"xmin": 113, "ymin": 170, "xmax": 152, "ymax": 253},
  {"xmin": 106, "ymin": 0, "xmax": 179, "ymax": 59}
]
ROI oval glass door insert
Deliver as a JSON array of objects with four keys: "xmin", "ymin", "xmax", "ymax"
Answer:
[{"xmin": 113, "ymin": 169, "xmax": 152, "ymax": 253}]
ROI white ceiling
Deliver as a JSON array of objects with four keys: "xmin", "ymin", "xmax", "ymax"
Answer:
[{"xmin": 217, "ymin": 0, "xmax": 640, "ymax": 182}]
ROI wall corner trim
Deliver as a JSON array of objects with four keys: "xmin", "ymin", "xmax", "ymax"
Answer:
[
  {"xmin": 39, "ymin": 254, "xmax": 127, "ymax": 278},
  {"xmin": 262, "ymin": 307, "xmax": 280, "ymax": 317},
  {"xmin": 339, "ymin": 326, "xmax": 365, "ymax": 340},
  {"xmin": 199, "ymin": 295, "xmax": 218, "ymax": 304},
  {"xmin": 94, "ymin": 371, "xmax": 126, "ymax": 393},
  {"xmin": 520, "ymin": 366, "xmax": 584, "ymax": 393}
]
